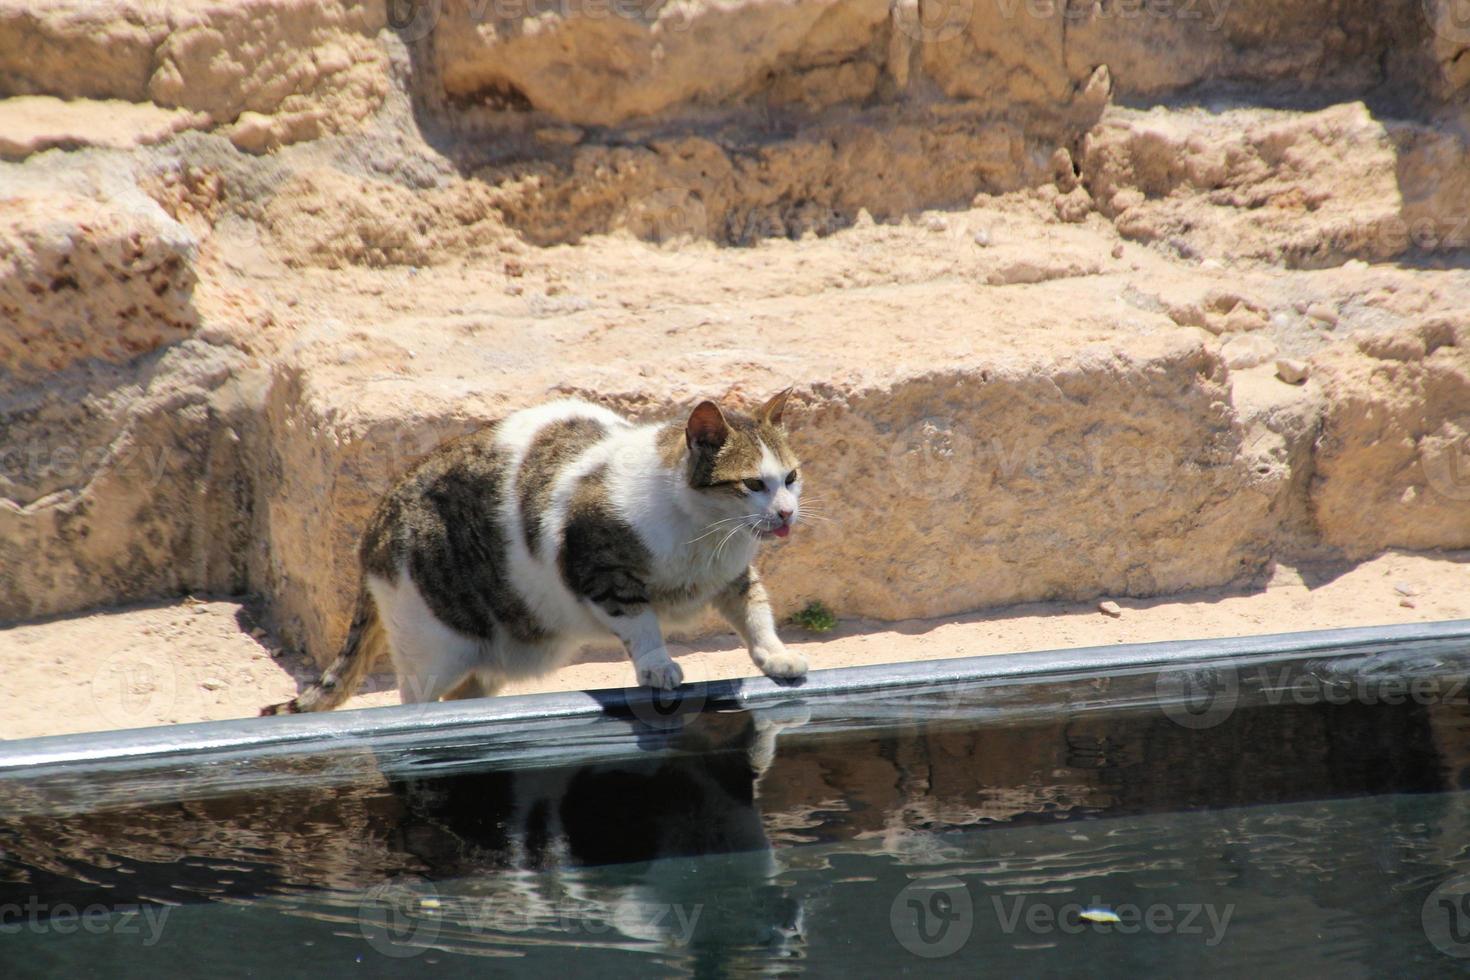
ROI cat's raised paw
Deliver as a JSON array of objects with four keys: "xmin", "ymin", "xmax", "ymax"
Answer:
[
  {"xmin": 636, "ymin": 658, "xmax": 685, "ymax": 690},
  {"xmin": 758, "ymin": 649, "xmax": 808, "ymax": 679}
]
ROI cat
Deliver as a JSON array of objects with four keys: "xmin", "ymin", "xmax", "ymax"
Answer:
[{"xmin": 262, "ymin": 390, "xmax": 808, "ymax": 715}]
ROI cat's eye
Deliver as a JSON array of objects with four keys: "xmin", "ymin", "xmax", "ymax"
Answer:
[
  {"xmin": 742, "ymin": 478, "xmax": 766, "ymax": 493},
  {"xmin": 784, "ymin": 470, "xmax": 798, "ymax": 486}
]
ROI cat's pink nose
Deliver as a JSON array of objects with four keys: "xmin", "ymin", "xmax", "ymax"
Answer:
[{"xmin": 777, "ymin": 508, "xmax": 793, "ymax": 522}]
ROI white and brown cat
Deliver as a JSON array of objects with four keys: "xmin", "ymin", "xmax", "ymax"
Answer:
[{"xmin": 263, "ymin": 391, "xmax": 808, "ymax": 714}]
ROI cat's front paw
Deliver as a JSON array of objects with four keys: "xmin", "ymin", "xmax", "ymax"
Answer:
[
  {"xmin": 754, "ymin": 645, "xmax": 808, "ymax": 680},
  {"xmin": 636, "ymin": 656, "xmax": 685, "ymax": 690}
]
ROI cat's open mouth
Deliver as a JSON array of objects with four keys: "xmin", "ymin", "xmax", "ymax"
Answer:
[{"xmin": 755, "ymin": 524, "xmax": 792, "ymax": 540}]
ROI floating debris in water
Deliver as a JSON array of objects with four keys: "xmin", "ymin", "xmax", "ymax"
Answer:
[{"xmin": 1079, "ymin": 908, "xmax": 1122, "ymax": 924}]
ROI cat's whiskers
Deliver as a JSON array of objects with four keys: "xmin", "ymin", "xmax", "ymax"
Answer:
[
  {"xmin": 714, "ymin": 518, "xmax": 760, "ymax": 564},
  {"xmin": 688, "ymin": 514, "xmax": 762, "ymax": 546}
]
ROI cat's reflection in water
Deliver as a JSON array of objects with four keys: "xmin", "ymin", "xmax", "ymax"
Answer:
[{"xmin": 386, "ymin": 704, "xmax": 808, "ymax": 963}]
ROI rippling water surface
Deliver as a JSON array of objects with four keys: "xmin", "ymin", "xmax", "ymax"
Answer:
[{"xmin": 5, "ymin": 647, "xmax": 1470, "ymax": 977}]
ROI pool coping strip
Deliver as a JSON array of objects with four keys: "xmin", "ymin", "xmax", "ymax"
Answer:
[{"xmin": 4, "ymin": 618, "xmax": 1469, "ymax": 773}]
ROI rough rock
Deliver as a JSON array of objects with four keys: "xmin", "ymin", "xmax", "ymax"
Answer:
[
  {"xmin": 1276, "ymin": 359, "xmax": 1310, "ymax": 385},
  {"xmin": 0, "ymin": 189, "xmax": 199, "ymax": 383},
  {"xmin": 1222, "ymin": 334, "xmax": 1279, "ymax": 370},
  {"xmin": 480, "ymin": 123, "xmax": 1041, "ymax": 247},
  {"xmin": 1229, "ymin": 362, "xmax": 1325, "ymax": 550},
  {"xmin": 261, "ymin": 168, "xmax": 515, "ymax": 268},
  {"xmin": 0, "ymin": 96, "xmax": 208, "ymax": 160},
  {"xmin": 1311, "ymin": 318, "xmax": 1470, "ymax": 555},
  {"xmin": 1306, "ymin": 303, "xmax": 1341, "ymax": 327},
  {"xmin": 0, "ymin": 0, "xmax": 389, "ymax": 150},
  {"xmin": 1082, "ymin": 103, "xmax": 1470, "ymax": 266},
  {"xmin": 253, "ymin": 121, "xmax": 1044, "ymax": 253},
  {"xmin": 0, "ymin": 340, "xmax": 256, "ymax": 622},
  {"xmin": 1424, "ymin": 0, "xmax": 1470, "ymax": 97},
  {"xmin": 1079, "ymin": 0, "xmax": 1435, "ymax": 94},
  {"xmin": 430, "ymin": 0, "xmax": 893, "ymax": 127}
]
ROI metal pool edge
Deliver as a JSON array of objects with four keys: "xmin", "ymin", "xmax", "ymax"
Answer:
[{"xmin": 3, "ymin": 618, "xmax": 1469, "ymax": 773}]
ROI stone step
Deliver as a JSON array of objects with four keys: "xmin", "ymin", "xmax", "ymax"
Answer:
[
  {"xmin": 240, "ymin": 196, "xmax": 1470, "ymax": 664},
  {"xmin": 0, "ymin": 0, "xmax": 388, "ymax": 152}
]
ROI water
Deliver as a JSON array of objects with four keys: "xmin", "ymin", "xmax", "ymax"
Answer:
[{"xmin": 5, "ymin": 647, "xmax": 1470, "ymax": 977}]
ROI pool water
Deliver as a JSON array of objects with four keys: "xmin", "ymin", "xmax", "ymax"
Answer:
[{"xmin": 4, "ymin": 635, "xmax": 1470, "ymax": 977}]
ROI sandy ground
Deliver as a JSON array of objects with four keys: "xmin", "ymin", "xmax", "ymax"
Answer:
[{"xmin": 2, "ymin": 549, "xmax": 1466, "ymax": 740}]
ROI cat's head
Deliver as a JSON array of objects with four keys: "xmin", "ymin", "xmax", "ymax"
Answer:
[{"xmin": 682, "ymin": 389, "xmax": 802, "ymax": 541}]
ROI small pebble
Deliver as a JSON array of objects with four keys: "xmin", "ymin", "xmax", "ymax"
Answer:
[
  {"xmin": 1110, "ymin": 243, "xmax": 1124, "ymax": 259},
  {"xmin": 1305, "ymin": 303, "xmax": 1340, "ymax": 327},
  {"xmin": 1099, "ymin": 600, "xmax": 1123, "ymax": 618},
  {"xmin": 1223, "ymin": 306, "xmax": 1267, "ymax": 333},
  {"xmin": 250, "ymin": 627, "xmax": 268, "ymax": 639},
  {"xmin": 1275, "ymin": 358, "xmax": 1309, "ymax": 385},
  {"xmin": 1401, "ymin": 598, "xmax": 1417, "ymax": 609},
  {"xmin": 201, "ymin": 678, "xmax": 225, "ymax": 691},
  {"xmin": 973, "ymin": 228, "xmax": 992, "ymax": 247},
  {"xmin": 926, "ymin": 216, "xmax": 948, "ymax": 233},
  {"xmin": 1394, "ymin": 582, "xmax": 1417, "ymax": 597}
]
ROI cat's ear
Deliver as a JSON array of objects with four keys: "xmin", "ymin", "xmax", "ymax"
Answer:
[
  {"xmin": 686, "ymin": 400, "xmax": 729, "ymax": 452},
  {"xmin": 759, "ymin": 387, "xmax": 794, "ymax": 427}
]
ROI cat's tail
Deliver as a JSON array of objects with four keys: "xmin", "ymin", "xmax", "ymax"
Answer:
[{"xmin": 260, "ymin": 583, "xmax": 384, "ymax": 716}]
